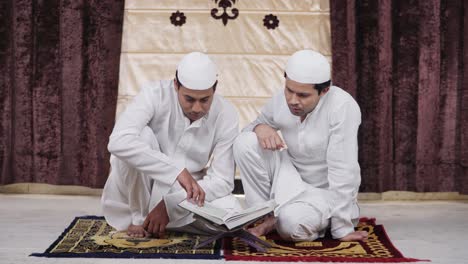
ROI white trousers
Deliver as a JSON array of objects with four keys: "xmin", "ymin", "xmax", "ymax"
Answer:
[
  {"xmin": 233, "ymin": 132, "xmax": 332, "ymax": 241},
  {"xmin": 101, "ymin": 126, "xmax": 240, "ymax": 234}
]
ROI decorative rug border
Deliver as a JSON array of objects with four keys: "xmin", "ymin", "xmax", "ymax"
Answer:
[
  {"xmin": 223, "ymin": 217, "xmax": 429, "ymax": 262},
  {"xmin": 30, "ymin": 216, "xmax": 222, "ymax": 259},
  {"xmin": 223, "ymin": 255, "xmax": 426, "ymax": 262}
]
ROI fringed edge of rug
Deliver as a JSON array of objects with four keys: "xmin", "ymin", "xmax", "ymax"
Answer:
[
  {"xmin": 223, "ymin": 255, "xmax": 429, "ymax": 262},
  {"xmin": 357, "ymin": 217, "xmax": 429, "ymax": 262},
  {"xmin": 30, "ymin": 252, "xmax": 223, "ymax": 259},
  {"xmin": 30, "ymin": 215, "xmax": 222, "ymax": 259},
  {"xmin": 364, "ymin": 218, "xmax": 430, "ymax": 262}
]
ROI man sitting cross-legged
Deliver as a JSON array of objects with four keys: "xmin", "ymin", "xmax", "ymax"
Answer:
[
  {"xmin": 101, "ymin": 52, "xmax": 241, "ymax": 238},
  {"xmin": 234, "ymin": 50, "xmax": 368, "ymax": 242}
]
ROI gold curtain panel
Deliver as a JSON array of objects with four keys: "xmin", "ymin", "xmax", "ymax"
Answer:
[{"xmin": 118, "ymin": 0, "xmax": 331, "ymax": 129}]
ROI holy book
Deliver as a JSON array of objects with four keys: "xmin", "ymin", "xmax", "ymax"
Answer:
[{"xmin": 178, "ymin": 199, "xmax": 276, "ymax": 230}]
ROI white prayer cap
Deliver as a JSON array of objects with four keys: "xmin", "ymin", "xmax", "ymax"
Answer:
[
  {"xmin": 177, "ymin": 52, "xmax": 218, "ymax": 90},
  {"xmin": 285, "ymin": 50, "xmax": 331, "ymax": 84}
]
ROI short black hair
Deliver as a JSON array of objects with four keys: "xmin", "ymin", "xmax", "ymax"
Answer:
[
  {"xmin": 284, "ymin": 72, "xmax": 331, "ymax": 95},
  {"xmin": 175, "ymin": 70, "xmax": 217, "ymax": 91}
]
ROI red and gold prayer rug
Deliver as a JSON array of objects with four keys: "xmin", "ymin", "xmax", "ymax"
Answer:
[
  {"xmin": 31, "ymin": 216, "xmax": 221, "ymax": 259},
  {"xmin": 223, "ymin": 218, "xmax": 426, "ymax": 262}
]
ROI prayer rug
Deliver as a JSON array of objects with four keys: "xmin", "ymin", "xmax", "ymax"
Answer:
[
  {"xmin": 31, "ymin": 216, "xmax": 221, "ymax": 259},
  {"xmin": 223, "ymin": 218, "xmax": 426, "ymax": 262}
]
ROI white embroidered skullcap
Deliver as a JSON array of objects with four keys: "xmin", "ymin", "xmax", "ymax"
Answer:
[
  {"xmin": 285, "ymin": 50, "xmax": 331, "ymax": 84},
  {"xmin": 177, "ymin": 52, "xmax": 218, "ymax": 90}
]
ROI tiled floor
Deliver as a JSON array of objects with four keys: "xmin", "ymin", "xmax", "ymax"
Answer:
[{"xmin": 1, "ymin": 194, "xmax": 467, "ymax": 264}]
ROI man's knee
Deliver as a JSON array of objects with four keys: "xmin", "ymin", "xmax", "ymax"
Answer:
[
  {"xmin": 276, "ymin": 203, "xmax": 323, "ymax": 241},
  {"xmin": 233, "ymin": 132, "xmax": 259, "ymax": 159}
]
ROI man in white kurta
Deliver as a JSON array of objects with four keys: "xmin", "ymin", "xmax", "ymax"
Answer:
[
  {"xmin": 101, "ymin": 52, "xmax": 240, "ymax": 237},
  {"xmin": 233, "ymin": 50, "xmax": 368, "ymax": 242}
]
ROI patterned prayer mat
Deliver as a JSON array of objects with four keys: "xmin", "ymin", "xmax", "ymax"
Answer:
[
  {"xmin": 223, "ymin": 218, "xmax": 426, "ymax": 262},
  {"xmin": 31, "ymin": 216, "xmax": 221, "ymax": 259}
]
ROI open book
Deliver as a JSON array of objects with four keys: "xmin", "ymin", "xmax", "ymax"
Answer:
[{"xmin": 179, "ymin": 199, "xmax": 276, "ymax": 230}]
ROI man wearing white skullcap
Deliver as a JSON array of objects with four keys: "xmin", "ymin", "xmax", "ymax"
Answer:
[
  {"xmin": 234, "ymin": 50, "xmax": 367, "ymax": 242},
  {"xmin": 101, "ymin": 52, "xmax": 241, "ymax": 238}
]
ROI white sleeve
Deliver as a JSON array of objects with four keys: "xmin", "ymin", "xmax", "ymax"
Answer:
[
  {"xmin": 197, "ymin": 104, "xmax": 239, "ymax": 200},
  {"xmin": 107, "ymin": 84, "xmax": 183, "ymax": 192},
  {"xmin": 326, "ymin": 100, "xmax": 362, "ymax": 239},
  {"xmin": 242, "ymin": 95, "xmax": 279, "ymax": 132},
  {"xmin": 163, "ymin": 103, "xmax": 239, "ymax": 222}
]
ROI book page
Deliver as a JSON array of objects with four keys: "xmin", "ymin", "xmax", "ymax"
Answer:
[
  {"xmin": 223, "ymin": 200, "xmax": 276, "ymax": 221},
  {"xmin": 178, "ymin": 200, "xmax": 229, "ymax": 223},
  {"xmin": 223, "ymin": 200, "xmax": 276, "ymax": 229}
]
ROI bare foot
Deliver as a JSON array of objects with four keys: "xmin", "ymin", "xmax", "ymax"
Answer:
[
  {"xmin": 339, "ymin": 231, "xmax": 368, "ymax": 242},
  {"xmin": 127, "ymin": 224, "xmax": 150, "ymax": 238},
  {"xmin": 248, "ymin": 215, "xmax": 277, "ymax": 237}
]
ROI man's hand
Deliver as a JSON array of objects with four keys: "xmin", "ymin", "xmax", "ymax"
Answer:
[
  {"xmin": 254, "ymin": 124, "xmax": 285, "ymax": 150},
  {"xmin": 176, "ymin": 168, "xmax": 206, "ymax": 206},
  {"xmin": 339, "ymin": 231, "xmax": 368, "ymax": 242},
  {"xmin": 143, "ymin": 200, "xmax": 169, "ymax": 238}
]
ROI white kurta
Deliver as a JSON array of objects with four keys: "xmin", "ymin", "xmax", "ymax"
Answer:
[
  {"xmin": 101, "ymin": 80, "xmax": 239, "ymax": 231},
  {"xmin": 240, "ymin": 85, "xmax": 361, "ymax": 239}
]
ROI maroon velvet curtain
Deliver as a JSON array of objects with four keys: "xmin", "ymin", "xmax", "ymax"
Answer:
[
  {"xmin": 0, "ymin": 0, "xmax": 124, "ymax": 188},
  {"xmin": 330, "ymin": 0, "xmax": 468, "ymax": 193}
]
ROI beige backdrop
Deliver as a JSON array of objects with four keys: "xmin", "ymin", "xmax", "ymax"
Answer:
[{"xmin": 118, "ymin": 0, "xmax": 331, "ymax": 129}]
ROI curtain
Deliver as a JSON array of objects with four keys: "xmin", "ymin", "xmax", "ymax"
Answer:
[
  {"xmin": 0, "ymin": 0, "xmax": 125, "ymax": 188},
  {"xmin": 330, "ymin": 0, "xmax": 468, "ymax": 193}
]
